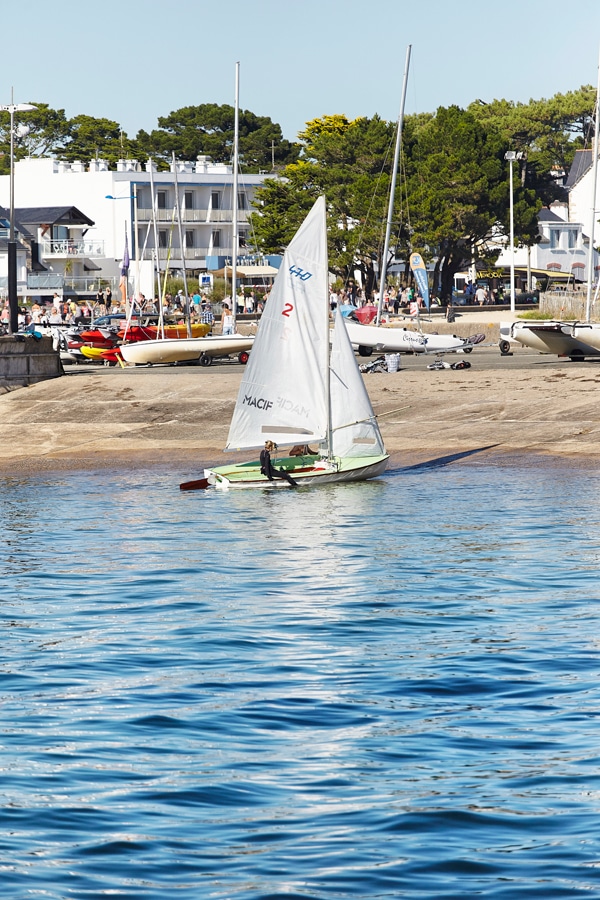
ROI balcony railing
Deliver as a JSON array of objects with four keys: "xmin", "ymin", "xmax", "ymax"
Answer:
[
  {"xmin": 138, "ymin": 247, "xmax": 225, "ymax": 261},
  {"xmin": 41, "ymin": 239, "xmax": 105, "ymax": 257},
  {"xmin": 26, "ymin": 275, "xmax": 117, "ymax": 294},
  {"xmin": 136, "ymin": 208, "xmax": 250, "ymax": 224},
  {"xmin": 27, "ymin": 274, "xmax": 64, "ymax": 289}
]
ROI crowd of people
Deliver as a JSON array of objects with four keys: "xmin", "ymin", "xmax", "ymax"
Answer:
[
  {"xmin": 463, "ymin": 281, "xmax": 505, "ymax": 305},
  {"xmin": 328, "ymin": 283, "xmax": 433, "ymax": 317},
  {"xmin": 1, "ymin": 286, "xmax": 272, "ymax": 333}
]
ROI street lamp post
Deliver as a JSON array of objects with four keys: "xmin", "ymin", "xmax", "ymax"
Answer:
[
  {"xmin": 0, "ymin": 96, "xmax": 36, "ymax": 333},
  {"xmin": 505, "ymin": 150, "xmax": 524, "ymax": 315}
]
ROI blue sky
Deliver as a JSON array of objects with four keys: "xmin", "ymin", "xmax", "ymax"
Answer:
[{"xmin": 7, "ymin": 0, "xmax": 600, "ymax": 144}]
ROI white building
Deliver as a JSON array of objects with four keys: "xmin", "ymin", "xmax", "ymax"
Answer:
[
  {"xmin": 0, "ymin": 156, "xmax": 274, "ymax": 300},
  {"xmin": 495, "ymin": 149, "xmax": 599, "ymax": 288}
]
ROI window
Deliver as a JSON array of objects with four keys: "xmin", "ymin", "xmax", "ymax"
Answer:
[
  {"xmin": 239, "ymin": 229, "xmax": 247, "ymax": 247},
  {"xmin": 137, "ymin": 188, "xmax": 151, "ymax": 209},
  {"xmin": 238, "ymin": 192, "xmax": 247, "ymax": 210},
  {"xmin": 211, "ymin": 191, "xmax": 221, "ymax": 210},
  {"xmin": 550, "ymin": 230, "xmax": 560, "ymax": 249},
  {"xmin": 157, "ymin": 191, "xmax": 167, "ymax": 210},
  {"xmin": 185, "ymin": 230, "xmax": 195, "ymax": 248},
  {"xmin": 567, "ymin": 228, "xmax": 578, "ymax": 249},
  {"xmin": 158, "ymin": 230, "xmax": 168, "ymax": 248},
  {"xmin": 184, "ymin": 191, "xmax": 194, "ymax": 210},
  {"xmin": 212, "ymin": 230, "xmax": 221, "ymax": 248}
]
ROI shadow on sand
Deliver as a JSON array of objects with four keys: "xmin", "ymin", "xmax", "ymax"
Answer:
[{"xmin": 386, "ymin": 445, "xmax": 500, "ymax": 476}]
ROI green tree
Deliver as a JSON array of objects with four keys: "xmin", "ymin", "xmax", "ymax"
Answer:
[
  {"xmin": 406, "ymin": 105, "xmax": 540, "ymax": 300},
  {"xmin": 134, "ymin": 104, "xmax": 299, "ymax": 172},
  {"xmin": 250, "ymin": 113, "xmax": 408, "ymax": 292},
  {"xmin": 61, "ymin": 114, "xmax": 135, "ymax": 166},
  {"xmin": 468, "ymin": 86, "xmax": 596, "ymax": 205},
  {"xmin": 0, "ymin": 102, "xmax": 70, "ymax": 174}
]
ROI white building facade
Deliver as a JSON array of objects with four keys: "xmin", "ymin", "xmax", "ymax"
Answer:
[
  {"xmin": 495, "ymin": 149, "xmax": 599, "ymax": 288},
  {"xmin": 0, "ymin": 156, "xmax": 274, "ymax": 299}
]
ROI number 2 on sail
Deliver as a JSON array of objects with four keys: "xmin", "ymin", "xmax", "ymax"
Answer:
[{"xmin": 282, "ymin": 303, "xmax": 294, "ymax": 318}]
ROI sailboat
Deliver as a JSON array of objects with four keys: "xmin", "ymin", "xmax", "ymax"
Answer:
[{"xmin": 181, "ymin": 196, "xmax": 389, "ymax": 490}]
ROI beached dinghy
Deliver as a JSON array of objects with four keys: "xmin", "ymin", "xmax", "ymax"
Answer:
[
  {"xmin": 120, "ymin": 333, "xmax": 254, "ymax": 366},
  {"xmin": 181, "ymin": 196, "xmax": 388, "ymax": 491}
]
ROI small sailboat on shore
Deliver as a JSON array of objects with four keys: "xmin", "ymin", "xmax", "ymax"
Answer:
[{"xmin": 181, "ymin": 196, "xmax": 389, "ymax": 490}]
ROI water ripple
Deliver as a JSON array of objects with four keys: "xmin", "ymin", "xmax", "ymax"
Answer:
[{"xmin": 1, "ymin": 462, "xmax": 600, "ymax": 897}]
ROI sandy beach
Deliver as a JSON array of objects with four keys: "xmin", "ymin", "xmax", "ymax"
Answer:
[{"xmin": 1, "ymin": 306, "xmax": 599, "ymax": 476}]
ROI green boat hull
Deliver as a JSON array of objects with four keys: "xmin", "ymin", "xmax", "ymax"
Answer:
[{"xmin": 204, "ymin": 453, "xmax": 389, "ymax": 489}]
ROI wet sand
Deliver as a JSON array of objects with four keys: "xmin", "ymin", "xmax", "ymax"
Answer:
[{"xmin": 1, "ymin": 337, "xmax": 600, "ymax": 477}]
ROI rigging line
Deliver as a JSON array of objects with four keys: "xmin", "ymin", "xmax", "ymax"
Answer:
[
  {"xmin": 236, "ymin": 158, "xmax": 275, "ymax": 291},
  {"xmin": 345, "ymin": 134, "xmax": 396, "ymax": 295},
  {"xmin": 158, "ymin": 206, "xmax": 177, "ymax": 334}
]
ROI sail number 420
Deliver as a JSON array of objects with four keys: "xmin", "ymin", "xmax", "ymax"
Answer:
[{"xmin": 289, "ymin": 265, "xmax": 312, "ymax": 281}]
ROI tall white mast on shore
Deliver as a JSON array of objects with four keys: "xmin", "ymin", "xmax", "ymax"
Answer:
[
  {"xmin": 376, "ymin": 45, "xmax": 411, "ymax": 327},
  {"xmin": 585, "ymin": 46, "xmax": 600, "ymax": 322},
  {"xmin": 231, "ymin": 61, "xmax": 240, "ymax": 330},
  {"xmin": 172, "ymin": 151, "xmax": 192, "ymax": 337}
]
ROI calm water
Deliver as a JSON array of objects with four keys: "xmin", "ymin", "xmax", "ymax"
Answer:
[{"xmin": 1, "ymin": 455, "xmax": 600, "ymax": 899}]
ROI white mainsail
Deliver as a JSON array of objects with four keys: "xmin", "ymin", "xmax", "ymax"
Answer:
[
  {"xmin": 329, "ymin": 310, "xmax": 386, "ymax": 459},
  {"xmin": 225, "ymin": 196, "xmax": 330, "ymax": 451}
]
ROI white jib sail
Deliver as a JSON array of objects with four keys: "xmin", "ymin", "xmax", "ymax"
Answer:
[
  {"xmin": 329, "ymin": 310, "xmax": 386, "ymax": 459},
  {"xmin": 225, "ymin": 196, "xmax": 330, "ymax": 451}
]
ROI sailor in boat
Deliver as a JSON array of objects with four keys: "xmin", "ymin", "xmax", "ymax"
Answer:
[{"xmin": 260, "ymin": 441, "xmax": 298, "ymax": 487}]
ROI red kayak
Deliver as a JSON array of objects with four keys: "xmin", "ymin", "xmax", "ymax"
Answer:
[
  {"xmin": 100, "ymin": 348, "xmax": 124, "ymax": 365},
  {"xmin": 79, "ymin": 329, "xmax": 120, "ymax": 346}
]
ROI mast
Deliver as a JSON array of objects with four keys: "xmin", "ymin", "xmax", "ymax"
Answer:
[
  {"xmin": 376, "ymin": 44, "xmax": 411, "ymax": 327},
  {"xmin": 231, "ymin": 61, "xmax": 240, "ymax": 331},
  {"xmin": 172, "ymin": 151, "xmax": 191, "ymax": 337},
  {"xmin": 133, "ymin": 182, "xmax": 140, "ymax": 310},
  {"xmin": 585, "ymin": 46, "xmax": 600, "ymax": 323},
  {"xmin": 324, "ymin": 199, "xmax": 333, "ymax": 460},
  {"xmin": 148, "ymin": 158, "xmax": 164, "ymax": 337}
]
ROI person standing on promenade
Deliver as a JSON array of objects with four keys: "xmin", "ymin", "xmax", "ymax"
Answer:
[
  {"xmin": 221, "ymin": 303, "xmax": 234, "ymax": 335},
  {"xmin": 200, "ymin": 300, "xmax": 214, "ymax": 331},
  {"xmin": 30, "ymin": 301, "xmax": 42, "ymax": 324}
]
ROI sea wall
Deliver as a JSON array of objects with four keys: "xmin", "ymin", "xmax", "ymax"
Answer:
[{"xmin": 0, "ymin": 335, "xmax": 63, "ymax": 390}]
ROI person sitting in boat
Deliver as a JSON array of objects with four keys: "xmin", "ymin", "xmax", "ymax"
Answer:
[{"xmin": 260, "ymin": 441, "xmax": 298, "ymax": 487}]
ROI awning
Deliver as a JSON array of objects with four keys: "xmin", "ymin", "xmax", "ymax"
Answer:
[
  {"xmin": 509, "ymin": 266, "xmax": 581, "ymax": 282},
  {"xmin": 212, "ymin": 264, "xmax": 279, "ymax": 278},
  {"xmin": 83, "ymin": 258, "xmax": 101, "ymax": 271}
]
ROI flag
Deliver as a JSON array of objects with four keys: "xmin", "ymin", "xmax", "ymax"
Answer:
[
  {"xmin": 410, "ymin": 252, "xmax": 430, "ymax": 311},
  {"xmin": 119, "ymin": 233, "xmax": 130, "ymax": 303}
]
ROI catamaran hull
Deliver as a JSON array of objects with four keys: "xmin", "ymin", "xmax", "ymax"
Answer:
[
  {"xmin": 345, "ymin": 321, "xmax": 480, "ymax": 354},
  {"xmin": 204, "ymin": 454, "xmax": 389, "ymax": 490},
  {"xmin": 120, "ymin": 334, "xmax": 254, "ymax": 365},
  {"xmin": 501, "ymin": 321, "xmax": 600, "ymax": 358}
]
